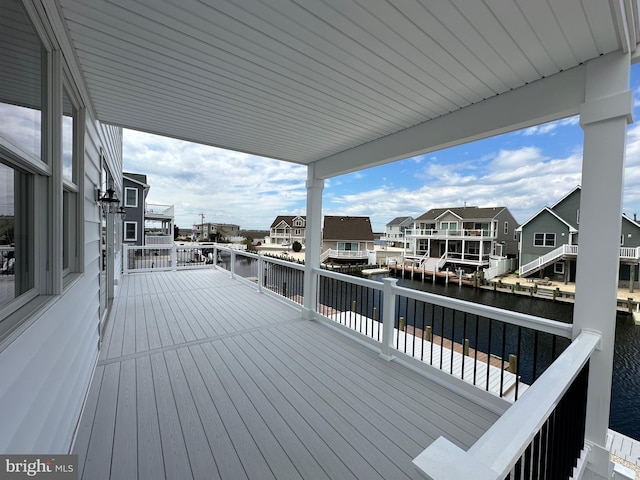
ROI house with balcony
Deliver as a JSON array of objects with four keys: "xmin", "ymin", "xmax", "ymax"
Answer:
[
  {"xmin": 321, "ymin": 216, "xmax": 375, "ymax": 263},
  {"xmin": 518, "ymin": 186, "xmax": 640, "ymax": 284},
  {"xmin": 1, "ymin": 1, "xmax": 637, "ymax": 480},
  {"xmin": 267, "ymin": 215, "xmax": 306, "ymax": 246},
  {"xmin": 381, "ymin": 216, "xmax": 414, "ymax": 249},
  {"xmin": 194, "ymin": 222, "xmax": 241, "ymax": 243},
  {"xmin": 405, "ymin": 206, "xmax": 519, "ymax": 272},
  {"xmin": 123, "ymin": 172, "xmax": 174, "ymax": 246}
]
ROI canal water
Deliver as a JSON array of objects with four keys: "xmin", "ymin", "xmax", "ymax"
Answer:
[{"xmin": 388, "ymin": 275, "xmax": 640, "ymax": 442}]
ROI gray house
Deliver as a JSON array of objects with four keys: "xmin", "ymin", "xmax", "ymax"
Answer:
[
  {"xmin": 122, "ymin": 172, "xmax": 149, "ymax": 246},
  {"xmin": 382, "ymin": 216, "xmax": 414, "ymax": 248},
  {"xmin": 405, "ymin": 206, "xmax": 519, "ymax": 271},
  {"xmin": 518, "ymin": 186, "xmax": 640, "ymax": 283}
]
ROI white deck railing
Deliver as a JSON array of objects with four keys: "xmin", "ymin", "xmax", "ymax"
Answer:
[
  {"xmin": 320, "ymin": 248, "xmax": 371, "ymax": 262},
  {"xmin": 520, "ymin": 244, "xmax": 640, "ymax": 277},
  {"xmin": 405, "ymin": 228, "xmax": 495, "ymax": 238},
  {"xmin": 413, "ymin": 330, "xmax": 600, "ymax": 480},
  {"xmin": 122, "ymin": 244, "xmax": 598, "ymax": 479}
]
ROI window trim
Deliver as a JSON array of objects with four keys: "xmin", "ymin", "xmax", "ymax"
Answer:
[
  {"xmin": 124, "ymin": 187, "xmax": 138, "ymax": 208},
  {"xmin": 534, "ymin": 232, "xmax": 556, "ymax": 247},
  {"xmin": 124, "ymin": 221, "xmax": 138, "ymax": 242}
]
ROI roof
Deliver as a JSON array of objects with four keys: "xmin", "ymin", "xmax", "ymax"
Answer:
[
  {"xmin": 53, "ymin": 0, "xmax": 638, "ymax": 179},
  {"xmin": 386, "ymin": 216, "xmax": 414, "ymax": 227},
  {"xmin": 123, "ymin": 172, "xmax": 149, "ymax": 188},
  {"xmin": 323, "ymin": 216, "xmax": 374, "ymax": 241},
  {"xmin": 416, "ymin": 207, "xmax": 507, "ymax": 222},
  {"xmin": 270, "ymin": 216, "xmax": 306, "ymax": 228}
]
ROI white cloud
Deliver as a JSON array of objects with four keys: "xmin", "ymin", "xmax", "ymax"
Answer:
[
  {"xmin": 520, "ymin": 116, "xmax": 579, "ymax": 136},
  {"xmin": 124, "ymin": 130, "xmax": 307, "ymax": 230}
]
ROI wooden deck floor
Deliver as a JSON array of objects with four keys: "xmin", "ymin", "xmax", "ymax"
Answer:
[{"xmin": 73, "ymin": 269, "xmax": 499, "ymax": 480}]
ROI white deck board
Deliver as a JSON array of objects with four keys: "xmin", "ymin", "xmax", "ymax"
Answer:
[{"xmin": 73, "ymin": 269, "xmax": 499, "ymax": 479}]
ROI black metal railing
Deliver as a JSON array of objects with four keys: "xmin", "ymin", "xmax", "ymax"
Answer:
[
  {"xmin": 506, "ymin": 362, "xmax": 589, "ymax": 479},
  {"xmin": 263, "ymin": 258, "xmax": 304, "ymax": 304},
  {"xmin": 126, "ymin": 246, "xmax": 173, "ymax": 270},
  {"xmin": 316, "ymin": 274, "xmax": 384, "ymax": 341},
  {"xmin": 395, "ymin": 295, "xmax": 571, "ymax": 400}
]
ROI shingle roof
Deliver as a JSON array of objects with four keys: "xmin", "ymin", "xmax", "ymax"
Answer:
[
  {"xmin": 270, "ymin": 215, "xmax": 306, "ymax": 228},
  {"xmin": 416, "ymin": 206, "xmax": 506, "ymax": 222},
  {"xmin": 323, "ymin": 216, "xmax": 374, "ymax": 241},
  {"xmin": 386, "ymin": 216, "xmax": 413, "ymax": 226}
]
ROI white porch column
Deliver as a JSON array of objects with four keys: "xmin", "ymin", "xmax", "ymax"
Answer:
[
  {"xmin": 303, "ymin": 163, "xmax": 324, "ymax": 320},
  {"xmin": 574, "ymin": 51, "xmax": 633, "ymax": 479}
]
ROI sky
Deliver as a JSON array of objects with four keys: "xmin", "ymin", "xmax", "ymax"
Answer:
[{"xmin": 124, "ymin": 63, "xmax": 640, "ymax": 234}]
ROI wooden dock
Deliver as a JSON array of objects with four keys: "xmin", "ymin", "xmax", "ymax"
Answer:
[{"xmin": 323, "ymin": 311, "xmax": 522, "ymax": 400}]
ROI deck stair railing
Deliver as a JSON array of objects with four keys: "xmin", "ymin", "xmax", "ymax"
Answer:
[
  {"xmin": 520, "ymin": 244, "xmax": 640, "ymax": 277},
  {"xmin": 519, "ymin": 244, "xmax": 578, "ymax": 277},
  {"xmin": 413, "ymin": 330, "xmax": 600, "ymax": 480}
]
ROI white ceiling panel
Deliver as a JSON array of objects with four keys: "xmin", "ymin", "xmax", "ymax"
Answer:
[{"xmin": 55, "ymin": 0, "xmax": 636, "ymax": 170}]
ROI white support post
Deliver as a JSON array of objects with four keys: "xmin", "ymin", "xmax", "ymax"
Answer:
[
  {"xmin": 123, "ymin": 244, "xmax": 129, "ymax": 275},
  {"xmin": 380, "ymin": 277, "xmax": 398, "ymax": 360},
  {"xmin": 171, "ymin": 244, "xmax": 177, "ymax": 271},
  {"xmin": 257, "ymin": 253, "xmax": 264, "ymax": 293},
  {"xmin": 212, "ymin": 246, "xmax": 217, "ymax": 270},
  {"xmin": 303, "ymin": 164, "xmax": 324, "ymax": 320},
  {"xmin": 230, "ymin": 249, "xmax": 236, "ymax": 279},
  {"xmin": 574, "ymin": 51, "xmax": 633, "ymax": 479}
]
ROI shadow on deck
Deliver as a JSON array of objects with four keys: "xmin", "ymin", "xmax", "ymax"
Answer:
[{"xmin": 72, "ymin": 269, "xmax": 499, "ymax": 480}]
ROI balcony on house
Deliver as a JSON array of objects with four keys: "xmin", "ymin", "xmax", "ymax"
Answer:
[
  {"xmin": 405, "ymin": 227, "xmax": 496, "ymax": 240},
  {"xmin": 76, "ymin": 245, "xmax": 595, "ymax": 480}
]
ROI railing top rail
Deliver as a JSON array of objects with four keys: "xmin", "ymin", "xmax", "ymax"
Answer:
[
  {"xmin": 262, "ymin": 254, "xmax": 305, "ymax": 271},
  {"xmin": 413, "ymin": 330, "xmax": 600, "ymax": 480},
  {"xmin": 468, "ymin": 329, "xmax": 599, "ymax": 477},
  {"xmin": 393, "ymin": 283, "xmax": 573, "ymax": 338},
  {"xmin": 313, "ymin": 266, "xmax": 384, "ymax": 290}
]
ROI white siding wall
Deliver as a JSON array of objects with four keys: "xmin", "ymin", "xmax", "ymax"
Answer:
[{"xmin": 0, "ymin": 112, "xmax": 122, "ymax": 452}]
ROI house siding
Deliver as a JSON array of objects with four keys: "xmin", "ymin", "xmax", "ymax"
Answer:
[
  {"xmin": 494, "ymin": 208, "xmax": 520, "ymax": 257},
  {"xmin": 0, "ymin": 82, "xmax": 122, "ymax": 453},
  {"xmin": 520, "ymin": 212, "xmax": 570, "ymax": 266}
]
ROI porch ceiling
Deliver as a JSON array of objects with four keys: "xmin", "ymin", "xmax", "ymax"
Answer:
[{"xmin": 55, "ymin": 0, "xmax": 637, "ymax": 177}]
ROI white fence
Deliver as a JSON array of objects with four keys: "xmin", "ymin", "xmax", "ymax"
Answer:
[{"xmin": 483, "ymin": 257, "xmax": 517, "ymax": 280}]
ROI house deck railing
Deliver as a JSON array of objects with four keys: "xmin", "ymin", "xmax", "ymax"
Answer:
[
  {"xmin": 144, "ymin": 203, "xmax": 174, "ymax": 218},
  {"xmin": 413, "ymin": 330, "xmax": 599, "ymax": 480},
  {"xmin": 123, "ymin": 244, "xmax": 599, "ymax": 479},
  {"xmin": 406, "ymin": 228, "xmax": 495, "ymax": 238}
]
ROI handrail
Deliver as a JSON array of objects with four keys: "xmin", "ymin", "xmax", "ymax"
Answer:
[{"xmin": 413, "ymin": 329, "xmax": 601, "ymax": 479}]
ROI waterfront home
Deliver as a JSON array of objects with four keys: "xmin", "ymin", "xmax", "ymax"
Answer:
[
  {"xmin": 0, "ymin": 1, "xmax": 636, "ymax": 479},
  {"xmin": 405, "ymin": 206, "xmax": 519, "ymax": 272},
  {"xmin": 518, "ymin": 186, "xmax": 640, "ymax": 284},
  {"xmin": 267, "ymin": 215, "xmax": 307, "ymax": 246},
  {"xmin": 381, "ymin": 216, "xmax": 414, "ymax": 249},
  {"xmin": 123, "ymin": 172, "xmax": 175, "ymax": 246},
  {"xmin": 321, "ymin": 216, "xmax": 375, "ymax": 263}
]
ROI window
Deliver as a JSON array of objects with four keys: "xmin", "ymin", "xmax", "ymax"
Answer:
[
  {"xmin": 125, "ymin": 187, "xmax": 138, "ymax": 207},
  {"xmin": 124, "ymin": 222, "xmax": 137, "ymax": 241},
  {"xmin": 441, "ymin": 221, "xmax": 457, "ymax": 230},
  {"xmin": 554, "ymin": 262, "xmax": 565, "ymax": 275},
  {"xmin": 534, "ymin": 233, "xmax": 556, "ymax": 247},
  {"xmin": 576, "ymin": 209, "xmax": 580, "ymax": 225},
  {"xmin": 294, "ymin": 219, "xmax": 303, "ymax": 227},
  {"xmin": 0, "ymin": 1, "xmax": 42, "ymax": 325},
  {"xmin": 62, "ymin": 80, "xmax": 82, "ymax": 276},
  {"xmin": 294, "ymin": 229, "xmax": 301, "ymax": 235},
  {"xmin": 337, "ymin": 242, "xmax": 358, "ymax": 251},
  {"xmin": 504, "ymin": 221, "xmax": 509, "ymax": 235}
]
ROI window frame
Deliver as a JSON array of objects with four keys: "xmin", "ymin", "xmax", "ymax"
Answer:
[
  {"xmin": 124, "ymin": 221, "xmax": 138, "ymax": 242},
  {"xmin": 124, "ymin": 187, "xmax": 138, "ymax": 208}
]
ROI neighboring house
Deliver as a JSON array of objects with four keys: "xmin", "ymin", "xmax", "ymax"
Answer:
[
  {"xmin": 381, "ymin": 216, "xmax": 414, "ymax": 248},
  {"xmin": 322, "ymin": 216, "xmax": 374, "ymax": 263},
  {"xmin": 194, "ymin": 222, "xmax": 241, "ymax": 242},
  {"xmin": 122, "ymin": 172, "xmax": 149, "ymax": 246},
  {"xmin": 405, "ymin": 206, "xmax": 519, "ymax": 271},
  {"xmin": 123, "ymin": 172, "xmax": 174, "ymax": 246},
  {"xmin": 518, "ymin": 186, "xmax": 640, "ymax": 283},
  {"xmin": 267, "ymin": 215, "xmax": 306, "ymax": 245}
]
